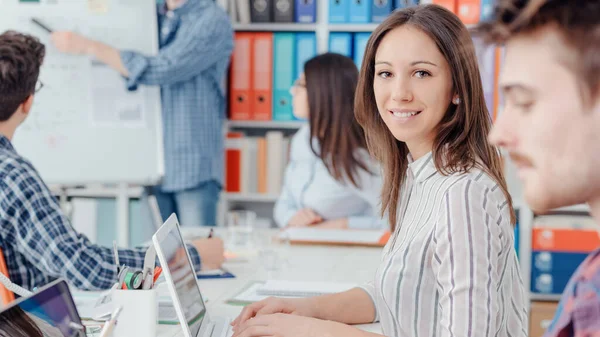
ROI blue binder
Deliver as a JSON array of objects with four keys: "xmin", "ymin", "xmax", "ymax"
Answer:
[
  {"xmin": 294, "ymin": 33, "xmax": 316, "ymax": 121},
  {"xmin": 349, "ymin": 0, "xmax": 372, "ymax": 23},
  {"xmin": 372, "ymin": 0, "xmax": 393, "ymax": 23},
  {"xmin": 329, "ymin": 32, "xmax": 353, "ymax": 57},
  {"xmin": 353, "ymin": 32, "xmax": 371, "ymax": 70},
  {"xmin": 480, "ymin": 0, "xmax": 494, "ymax": 21},
  {"xmin": 329, "ymin": 0, "xmax": 349, "ymax": 23},
  {"xmin": 295, "ymin": 0, "xmax": 316, "ymax": 23},
  {"xmin": 393, "ymin": 0, "xmax": 418, "ymax": 9},
  {"xmin": 273, "ymin": 33, "xmax": 296, "ymax": 121},
  {"xmin": 295, "ymin": 33, "xmax": 317, "ymax": 78}
]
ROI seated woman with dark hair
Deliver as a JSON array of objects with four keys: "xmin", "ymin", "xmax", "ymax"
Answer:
[{"xmin": 273, "ymin": 53, "xmax": 385, "ymax": 230}]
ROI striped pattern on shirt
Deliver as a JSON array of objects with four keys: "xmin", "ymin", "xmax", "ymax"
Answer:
[{"xmin": 360, "ymin": 152, "xmax": 528, "ymax": 337}]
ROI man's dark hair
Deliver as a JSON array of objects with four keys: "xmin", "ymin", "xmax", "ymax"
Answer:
[
  {"xmin": 0, "ymin": 30, "xmax": 45, "ymax": 121},
  {"xmin": 476, "ymin": 0, "xmax": 600, "ymax": 104}
]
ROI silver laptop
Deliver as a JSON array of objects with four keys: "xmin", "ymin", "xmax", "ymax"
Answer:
[{"xmin": 153, "ymin": 214, "xmax": 232, "ymax": 337}]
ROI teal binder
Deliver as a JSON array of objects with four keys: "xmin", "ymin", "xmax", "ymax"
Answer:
[
  {"xmin": 329, "ymin": 32, "xmax": 353, "ymax": 57},
  {"xmin": 273, "ymin": 33, "xmax": 296, "ymax": 121}
]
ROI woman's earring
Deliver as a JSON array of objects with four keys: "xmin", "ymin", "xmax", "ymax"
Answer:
[{"xmin": 453, "ymin": 97, "xmax": 461, "ymax": 105}]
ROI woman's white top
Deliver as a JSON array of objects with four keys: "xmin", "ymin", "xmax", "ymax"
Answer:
[
  {"xmin": 360, "ymin": 151, "xmax": 528, "ymax": 337},
  {"xmin": 273, "ymin": 125, "xmax": 386, "ymax": 229}
]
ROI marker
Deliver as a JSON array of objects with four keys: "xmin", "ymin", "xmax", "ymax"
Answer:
[{"xmin": 31, "ymin": 18, "xmax": 53, "ymax": 33}]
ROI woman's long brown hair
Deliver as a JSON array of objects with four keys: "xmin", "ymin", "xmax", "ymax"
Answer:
[
  {"xmin": 305, "ymin": 53, "xmax": 372, "ymax": 187},
  {"xmin": 355, "ymin": 4, "xmax": 515, "ymax": 230}
]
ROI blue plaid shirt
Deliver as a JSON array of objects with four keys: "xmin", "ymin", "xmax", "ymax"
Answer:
[
  {"xmin": 0, "ymin": 135, "xmax": 202, "ymax": 291},
  {"xmin": 120, "ymin": 0, "xmax": 234, "ymax": 192}
]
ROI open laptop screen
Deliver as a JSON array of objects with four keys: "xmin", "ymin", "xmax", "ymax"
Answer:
[
  {"xmin": 0, "ymin": 279, "xmax": 84, "ymax": 337},
  {"xmin": 157, "ymin": 222, "xmax": 206, "ymax": 336}
]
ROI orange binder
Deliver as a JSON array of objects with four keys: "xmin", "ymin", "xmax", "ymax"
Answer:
[
  {"xmin": 457, "ymin": 0, "xmax": 481, "ymax": 24},
  {"xmin": 532, "ymin": 228, "xmax": 600, "ymax": 253},
  {"xmin": 225, "ymin": 132, "xmax": 244, "ymax": 193},
  {"xmin": 0, "ymin": 248, "xmax": 15, "ymax": 305},
  {"xmin": 257, "ymin": 138, "xmax": 268, "ymax": 194},
  {"xmin": 432, "ymin": 0, "xmax": 457, "ymax": 13},
  {"xmin": 251, "ymin": 33, "xmax": 274, "ymax": 121},
  {"xmin": 230, "ymin": 33, "xmax": 253, "ymax": 120}
]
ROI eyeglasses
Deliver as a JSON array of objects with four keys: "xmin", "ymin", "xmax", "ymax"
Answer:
[
  {"xmin": 292, "ymin": 80, "xmax": 306, "ymax": 89},
  {"xmin": 34, "ymin": 81, "xmax": 44, "ymax": 93}
]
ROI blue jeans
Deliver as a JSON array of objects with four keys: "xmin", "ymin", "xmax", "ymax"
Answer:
[{"xmin": 152, "ymin": 180, "xmax": 221, "ymax": 227}]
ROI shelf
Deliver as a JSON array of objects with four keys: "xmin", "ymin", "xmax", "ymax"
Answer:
[
  {"xmin": 551, "ymin": 204, "xmax": 590, "ymax": 213},
  {"xmin": 224, "ymin": 193, "xmax": 279, "ymax": 202},
  {"xmin": 530, "ymin": 293, "xmax": 562, "ymax": 302},
  {"xmin": 233, "ymin": 23, "xmax": 317, "ymax": 32},
  {"xmin": 49, "ymin": 185, "xmax": 144, "ymax": 198},
  {"xmin": 227, "ymin": 120, "xmax": 305, "ymax": 129},
  {"xmin": 328, "ymin": 24, "xmax": 379, "ymax": 32}
]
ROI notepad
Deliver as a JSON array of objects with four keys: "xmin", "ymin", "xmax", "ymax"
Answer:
[
  {"xmin": 227, "ymin": 280, "xmax": 357, "ymax": 305},
  {"xmin": 280, "ymin": 228, "xmax": 391, "ymax": 247},
  {"xmin": 256, "ymin": 280, "xmax": 357, "ymax": 297}
]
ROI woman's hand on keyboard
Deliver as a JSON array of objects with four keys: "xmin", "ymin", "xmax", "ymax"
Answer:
[{"xmin": 230, "ymin": 297, "xmax": 316, "ymax": 330}]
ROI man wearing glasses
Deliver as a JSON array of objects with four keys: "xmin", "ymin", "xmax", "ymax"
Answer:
[{"xmin": 0, "ymin": 31, "xmax": 225, "ymax": 291}]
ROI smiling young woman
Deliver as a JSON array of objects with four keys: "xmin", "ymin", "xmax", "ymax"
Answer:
[{"xmin": 229, "ymin": 5, "xmax": 528, "ymax": 337}]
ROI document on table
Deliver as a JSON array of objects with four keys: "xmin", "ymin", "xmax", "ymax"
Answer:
[{"xmin": 227, "ymin": 280, "xmax": 357, "ymax": 305}]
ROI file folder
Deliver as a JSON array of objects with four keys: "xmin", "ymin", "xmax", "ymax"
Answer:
[
  {"xmin": 349, "ymin": 0, "xmax": 372, "ymax": 23},
  {"xmin": 329, "ymin": 32, "xmax": 353, "ymax": 57},
  {"xmin": 457, "ymin": 0, "xmax": 480, "ymax": 24},
  {"xmin": 295, "ymin": 33, "xmax": 317, "ymax": 78},
  {"xmin": 251, "ymin": 33, "xmax": 274, "ymax": 121},
  {"xmin": 295, "ymin": 0, "xmax": 316, "ymax": 23},
  {"xmin": 372, "ymin": 0, "xmax": 392, "ymax": 23},
  {"xmin": 250, "ymin": 0, "xmax": 273, "ymax": 22},
  {"xmin": 353, "ymin": 32, "xmax": 371, "ymax": 70},
  {"xmin": 329, "ymin": 0, "xmax": 349, "ymax": 23},
  {"xmin": 432, "ymin": 0, "xmax": 456, "ymax": 13},
  {"xmin": 229, "ymin": 33, "xmax": 253, "ymax": 120},
  {"xmin": 273, "ymin": 33, "xmax": 296, "ymax": 121},
  {"xmin": 274, "ymin": 0, "xmax": 294, "ymax": 22}
]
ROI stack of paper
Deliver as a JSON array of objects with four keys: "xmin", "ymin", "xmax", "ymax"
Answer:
[{"xmin": 280, "ymin": 228, "xmax": 391, "ymax": 247}]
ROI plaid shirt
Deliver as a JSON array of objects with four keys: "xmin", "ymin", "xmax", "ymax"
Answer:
[
  {"xmin": 0, "ymin": 135, "xmax": 202, "ymax": 291},
  {"xmin": 544, "ymin": 248, "xmax": 600, "ymax": 337},
  {"xmin": 120, "ymin": 0, "xmax": 234, "ymax": 192}
]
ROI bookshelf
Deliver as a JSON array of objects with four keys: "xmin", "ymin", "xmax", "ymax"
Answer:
[
  {"xmin": 233, "ymin": 23, "xmax": 318, "ymax": 31},
  {"xmin": 328, "ymin": 24, "xmax": 380, "ymax": 32},
  {"xmin": 223, "ymin": 193, "xmax": 279, "ymax": 203},
  {"xmin": 227, "ymin": 120, "xmax": 304, "ymax": 129}
]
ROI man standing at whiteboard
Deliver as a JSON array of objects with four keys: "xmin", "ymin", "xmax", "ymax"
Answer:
[{"xmin": 51, "ymin": 0, "xmax": 234, "ymax": 227}]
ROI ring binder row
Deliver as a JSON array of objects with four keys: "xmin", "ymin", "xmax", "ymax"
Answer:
[
  {"xmin": 229, "ymin": 32, "xmax": 316, "ymax": 122},
  {"xmin": 217, "ymin": 0, "xmax": 495, "ymax": 25}
]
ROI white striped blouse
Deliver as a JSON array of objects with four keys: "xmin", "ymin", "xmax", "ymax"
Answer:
[{"xmin": 360, "ymin": 152, "xmax": 528, "ymax": 337}]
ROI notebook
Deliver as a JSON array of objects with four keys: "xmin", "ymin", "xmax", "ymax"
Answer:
[
  {"xmin": 279, "ymin": 228, "xmax": 391, "ymax": 247},
  {"xmin": 227, "ymin": 280, "xmax": 356, "ymax": 305}
]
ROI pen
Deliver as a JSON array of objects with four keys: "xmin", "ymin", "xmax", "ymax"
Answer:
[
  {"xmin": 30, "ymin": 18, "xmax": 53, "ymax": 33},
  {"xmin": 208, "ymin": 228, "xmax": 214, "ymax": 239},
  {"xmin": 113, "ymin": 241, "xmax": 120, "ymax": 273},
  {"xmin": 98, "ymin": 306, "xmax": 122, "ymax": 337}
]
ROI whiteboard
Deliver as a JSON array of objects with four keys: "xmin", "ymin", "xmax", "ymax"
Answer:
[{"xmin": 1, "ymin": 0, "xmax": 164, "ymax": 185}]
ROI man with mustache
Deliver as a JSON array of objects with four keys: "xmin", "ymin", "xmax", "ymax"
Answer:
[{"xmin": 478, "ymin": 0, "xmax": 600, "ymax": 335}]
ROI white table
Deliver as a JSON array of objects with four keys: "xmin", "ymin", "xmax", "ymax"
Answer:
[{"xmin": 91, "ymin": 229, "xmax": 384, "ymax": 336}]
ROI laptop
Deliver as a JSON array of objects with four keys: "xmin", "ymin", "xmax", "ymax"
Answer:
[
  {"xmin": 153, "ymin": 214, "xmax": 233, "ymax": 337},
  {"xmin": 0, "ymin": 279, "xmax": 88, "ymax": 337}
]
